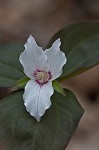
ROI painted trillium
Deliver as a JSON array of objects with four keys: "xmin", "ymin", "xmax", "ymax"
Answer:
[{"xmin": 19, "ymin": 35, "xmax": 67, "ymax": 121}]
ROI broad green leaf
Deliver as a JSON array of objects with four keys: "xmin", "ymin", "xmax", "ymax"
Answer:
[
  {"xmin": 0, "ymin": 42, "xmax": 25, "ymax": 87},
  {"xmin": 47, "ymin": 21, "xmax": 99, "ymax": 80},
  {"xmin": 0, "ymin": 90, "xmax": 84, "ymax": 150}
]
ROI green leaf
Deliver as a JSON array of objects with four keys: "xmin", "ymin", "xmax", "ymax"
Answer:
[
  {"xmin": 52, "ymin": 80, "xmax": 66, "ymax": 96},
  {"xmin": 0, "ymin": 90, "xmax": 84, "ymax": 150},
  {"xmin": 15, "ymin": 76, "xmax": 30, "ymax": 89},
  {"xmin": 47, "ymin": 21, "xmax": 99, "ymax": 80},
  {"xmin": 0, "ymin": 42, "xmax": 25, "ymax": 87}
]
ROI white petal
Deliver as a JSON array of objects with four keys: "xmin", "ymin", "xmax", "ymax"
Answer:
[
  {"xmin": 19, "ymin": 35, "xmax": 47, "ymax": 79},
  {"xmin": 45, "ymin": 39, "xmax": 67, "ymax": 80},
  {"xmin": 23, "ymin": 79, "xmax": 54, "ymax": 121}
]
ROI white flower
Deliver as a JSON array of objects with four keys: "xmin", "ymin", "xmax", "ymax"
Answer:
[{"xmin": 19, "ymin": 35, "xmax": 67, "ymax": 121}]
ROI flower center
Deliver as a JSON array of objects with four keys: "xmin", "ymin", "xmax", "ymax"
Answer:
[{"xmin": 33, "ymin": 70, "xmax": 51, "ymax": 85}]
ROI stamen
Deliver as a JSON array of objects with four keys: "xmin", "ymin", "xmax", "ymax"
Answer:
[{"xmin": 33, "ymin": 70, "xmax": 51, "ymax": 85}]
